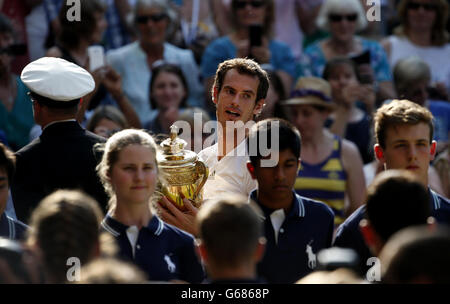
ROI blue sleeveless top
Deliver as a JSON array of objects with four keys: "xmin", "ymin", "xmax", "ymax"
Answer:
[{"xmin": 294, "ymin": 136, "xmax": 347, "ymax": 225}]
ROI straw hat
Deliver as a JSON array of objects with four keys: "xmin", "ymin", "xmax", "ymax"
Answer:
[{"xmin": 282, "ymin": 77, "xmax": 335, "ymax": 110}]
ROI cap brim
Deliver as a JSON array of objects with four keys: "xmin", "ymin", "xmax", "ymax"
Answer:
[{"xmin": 282, "ymin": 97, "xmax": 336, "ymax": 110}]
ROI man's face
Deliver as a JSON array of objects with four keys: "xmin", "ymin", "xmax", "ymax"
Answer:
[
  {"xmin": 213, "ymin": 69, "xmax": 264, "ymax": 127},
  {"xmin": 375, "ymin": 123, "xmax": 436, "ymax": 185},
  {"xmin": 0, "ymin": 167, "xmax": 9, "ymax": 216},
  {"xmin": 248, "ymin": 149, "xmax": 300, "ymax": 209}
]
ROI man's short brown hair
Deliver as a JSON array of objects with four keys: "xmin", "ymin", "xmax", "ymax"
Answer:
[
  {"xmin": 374, "ymin": 99, "xmax": 434, "ymax": 149},
  {"xmin": 212, "ymin": 58, "xmax": 269, "ymax": 103}
]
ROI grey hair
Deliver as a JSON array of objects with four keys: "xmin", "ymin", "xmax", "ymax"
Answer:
[
  {"xmin": 130, "ymin": 0, "xmax": 177, "ymax": 36},
  {"xmin": 316, "ymin": 0, "xmax": 368, "ymax": 32},
  {"xmin": 393, "ymin": 56, "xmax": 431, "ymax": 95}
]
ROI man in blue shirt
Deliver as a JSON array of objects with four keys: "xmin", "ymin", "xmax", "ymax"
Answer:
[
  {"xmin": 0, "ymin": 143, "xmax": 27, "ymax": 240},
  {"xmin": 334, "ymin": 99, "xmax": 450, "ymax": 273},
  {"xmin": 246, "ymin": 118, "xmax": 334, "ymax": 283}
]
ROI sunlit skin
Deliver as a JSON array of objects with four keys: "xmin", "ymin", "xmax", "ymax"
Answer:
[
  {"xmin": 109, "ymin": 144, "xmax": 158, "ymax": 207},
  {"xmin": 375, "ymin": 123, "xmax": 437, "ymax": 187},
  {"xmin": 152, "ymin": 71, "xmax": 187, "ymax": 111},
  {"xmin": 214, "ymin": 68, "xmax": 264, "ymax": 132},
  {"xmin": 0, "ymin": 168, "xmax": 8, "ymax": 216},
  {"xmin": 247, "ymin": 149, "xmax": 300, "ymax": 212}
]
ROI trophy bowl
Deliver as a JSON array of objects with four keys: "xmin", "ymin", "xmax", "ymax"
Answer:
[{"xmin": 156, "ymin": 126, "xmax": 208, "ymax": 211}]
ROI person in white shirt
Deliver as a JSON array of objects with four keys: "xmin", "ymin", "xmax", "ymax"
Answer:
[{"xmin": 156, "ymin": 57, "xmax": 269, "ymax": 235}]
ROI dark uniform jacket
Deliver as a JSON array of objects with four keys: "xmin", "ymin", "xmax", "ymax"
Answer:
[{"xmin": 11, "ymin": 121, "xmax": 108, "ymax": 223}]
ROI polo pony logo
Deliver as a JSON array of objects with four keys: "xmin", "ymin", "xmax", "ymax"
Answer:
[
  {"xmin": 164, "ymin": 254, "xmax": 176, "ymax": 273},
  {"xmin": 306, "ymin": 240, "xmax": 317, "ymax": 269}
]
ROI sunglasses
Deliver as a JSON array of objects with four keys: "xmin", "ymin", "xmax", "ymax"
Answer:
[
  {"xmin": 234, "ymin": 1, "xmax": 266, "ymax": 9},
  {"xmin": 135, "ymin": 13, "xmax": 167, "ymax": 24},
  {"xmin": 328, "ymin": 14, "xmax": 358, "ymax": 22},
  {"xmin": 407, "ymin": 2, "xmax": 437, "ymax": 11}
]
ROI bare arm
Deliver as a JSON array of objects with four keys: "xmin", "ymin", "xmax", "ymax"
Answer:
[
  {"xmin": 341, "ymin": 139, "xmax": 366, "ymax": 216},
  {"xmin": 103, "ymin": 66, "xmax": 142, "ymax": 128}
]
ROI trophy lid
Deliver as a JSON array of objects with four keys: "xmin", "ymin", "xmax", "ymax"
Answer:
[{"xmin": 157, "ymin": 125, "xmax": 198, "ymax": 166}]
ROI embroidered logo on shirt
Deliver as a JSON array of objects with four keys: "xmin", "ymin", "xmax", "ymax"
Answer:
[
  {"xmin": 164, "ymin": 254, "xmax": 176, "ymax": 273},
  {"xmin": 306, "ymin": 240, "xmax": 317, "ymax": 269}
]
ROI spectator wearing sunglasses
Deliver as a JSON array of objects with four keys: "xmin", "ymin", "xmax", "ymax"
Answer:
[
  {"xmin": 106, "ymin": 0, "xmax": 205, "ymax": 126},
  {"xmin": 201, "ymin": 0, "xmax": 296, "ymax": 119},
  {"xmin": 381, "ymin": 0, "xmax": 450, "ymax": 101},
  {"xmin": 299, "ymin": 0, "xmax": 396, "ymax": 104}
]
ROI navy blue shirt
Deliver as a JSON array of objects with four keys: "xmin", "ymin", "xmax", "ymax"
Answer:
[
  {"xmin": 252, "ymin": 190, "xmax": 335, "ymax": 283},
  {"xmin": 333, "ymin": 189, "xmax": 450, "ymax": 274},
  {"xmin": 0, "ymin": 213, "xmax": 28, "ymax": 240},
  {"xmin": 102, "ymin": 214, "xmax": 205, "ymax": 283}
]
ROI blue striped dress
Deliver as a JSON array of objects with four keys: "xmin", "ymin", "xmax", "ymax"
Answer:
[{"xmin": 295, "ymin": 136, "xmax": 347, "ymax": 225}]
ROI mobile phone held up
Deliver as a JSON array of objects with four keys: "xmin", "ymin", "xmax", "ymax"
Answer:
[{"xmin": 87, "ymin": 45, "xmax": 105, "ymax": 72}]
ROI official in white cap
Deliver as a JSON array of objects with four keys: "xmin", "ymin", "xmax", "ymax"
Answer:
[
  {"xmin": 21, "ymin": 57, "xmax": 95, "ymax": 108},
  {"xmin": 11, "ymin": 57, "xmax": 108, "ymax": 223}
]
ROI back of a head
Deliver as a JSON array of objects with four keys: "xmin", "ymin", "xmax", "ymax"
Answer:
[
  {"xmin": 0, "ymin": 238, "xmax": 45, "ymax": 283},
  {"xmin": 365, "ymin": 170, "xmax": 431, "ymax": 243},
  {"xmin": 296, "ymin": 268, "xmax": 365, "ymax": 284},
  {"xmin": 27, "ymin": 190, "xmax": 103, "ymax": 283},
  {"xmin": 196, "ymin": 195, "xmax": 263, "ymax": 268},
  {"xmin": 247, "ymin": 118, "xmax": 301, "ymax": 167},
  {"xmin": 380, "ymin": 225, "xmax": 450, "ymax": 283},
  {"xmin": 393, "ymin": 56, "xmax": 431, "ymax": 96},
  {"xmin": 76, "ymin": 257, "xmax": 147, "ymax": 284}
]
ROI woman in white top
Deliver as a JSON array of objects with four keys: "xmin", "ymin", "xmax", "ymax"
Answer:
[{"xmin": 381, "ymin": 0, "xmax": 450, "ymax": 99}]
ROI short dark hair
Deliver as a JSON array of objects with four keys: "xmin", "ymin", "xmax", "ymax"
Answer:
[
  {"xmin": 196, "ymin": 194, "xmax": 263, "ymax": 268},
  {"xmin": 381, "ymin": 225, "xmax": 450, "ymax": 283},
  {"xmin": 213, "ymin": 58, "xmax": 269, "ymax": 103},
  {"xmin": 365, "ymin": 170, "xmax": 430, "ymax": 242},
  {"xmin": 374, "ymin": 99, "xmax": 434, "ymax": 149},
  {"xmin": 150, "ymin": 63, "xmax": 189, "ymax": 109},
  {"xmin": 248, "ymin": 118, "xmax": 301, "ymax": 167},
  {"xmin": 30, "ymin": 92, "xmax": 79, "ymax": 116},
  {"xmin": 0, "ymin": 143, "xmax": 15, "ymax": 183}
]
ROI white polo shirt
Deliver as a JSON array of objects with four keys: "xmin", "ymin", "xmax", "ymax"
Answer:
[{"xmin": 198, "ymin": 139, "xmax": 256, "ymax": 201}]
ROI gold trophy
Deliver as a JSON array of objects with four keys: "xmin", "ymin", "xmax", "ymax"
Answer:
[{"xmin": 156, "ymin": 125, "xmax": 208, "ymax": 211}]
